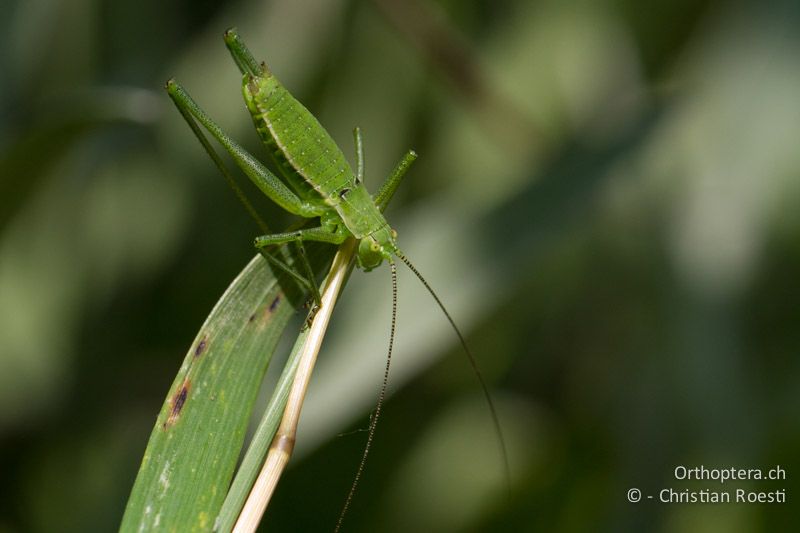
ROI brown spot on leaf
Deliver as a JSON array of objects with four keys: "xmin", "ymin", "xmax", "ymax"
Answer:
[
  {"xmin": 252, "ymin": 292, "xmax": 283, "ymax": 329},
  {"xmin": 163, "ymin": 379, "xmax": 191, "ymax": 429},
  {"xmin": 194, "ymin": 336, "xmax": 208, "ymax": 358},
  {"xmin": 269, "ymin": 293, "xmax": 281, "ymax": 312}
]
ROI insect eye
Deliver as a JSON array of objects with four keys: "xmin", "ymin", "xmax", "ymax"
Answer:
[{"xmin": 370, "ymin": 241, "xmax": 380, "ymax": 252}]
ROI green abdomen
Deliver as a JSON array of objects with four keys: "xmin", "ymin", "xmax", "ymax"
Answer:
[
  {"xmin": 248, "ymin": 75, "xmax": 390, "ymax": 239},
  {"xmin": 250, "ymin": 77, "xmax": 353, "ymax": 201}
]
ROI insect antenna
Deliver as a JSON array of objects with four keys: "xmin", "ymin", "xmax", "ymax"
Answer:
[
  {"xmin": 335, "ymin": 261, "xmax": 398, "ymax": 533},
  {"xmin": 396, "ymin": 252, "xmax": 511, "ymax": 488}
]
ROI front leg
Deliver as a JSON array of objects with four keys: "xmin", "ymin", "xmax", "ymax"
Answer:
[
  {"xmin": 353, "ymin": 127, "xmax": 364, "ymax": 185},
  {"xmin": 375, "ymin": 150, "xmax": 417, "ymax": 213},
  {"xmin": 254, "ymin": 225, "xmax": 348, "ymax": 249},
  {"xmin": 256, "ymin": 226, "xmax": 349, "ymax": 306}
]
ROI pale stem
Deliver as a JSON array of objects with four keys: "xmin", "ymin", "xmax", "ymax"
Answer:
[{"xmin": 232, "ymin": 239, "xmax": 357, "ymax": 533}]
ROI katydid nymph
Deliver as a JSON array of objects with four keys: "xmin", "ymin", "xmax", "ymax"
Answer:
[{"xmin": 166, "ymin": 28, "xmax": 508, "ymax": 529}]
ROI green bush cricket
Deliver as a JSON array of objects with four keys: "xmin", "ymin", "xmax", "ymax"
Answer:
[{"xmin": 166, "ymin": 28, "xmax": 508, "ymax": 530}]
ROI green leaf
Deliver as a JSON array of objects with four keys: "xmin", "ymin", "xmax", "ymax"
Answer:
[{"xmin": 121, "ymin": 245, "xmax": 334, "ymax": 532}]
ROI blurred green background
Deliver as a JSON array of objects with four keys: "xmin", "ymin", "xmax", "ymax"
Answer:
[{"xmin": 1, "ymin": 0, "xmax": 799, "ymax": 531}]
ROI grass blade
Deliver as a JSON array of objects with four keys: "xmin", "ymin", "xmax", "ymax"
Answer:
[
  {"xmin": 213, "ymin": 313, "xmax": 310, "ymax": 533},
  {"xmin": 121, "ymin": 245, "xmax": 333, "ymax": 532},
  {"xmin": 230, "ymin": 239, "xmax": 356, "ymax": 532}
]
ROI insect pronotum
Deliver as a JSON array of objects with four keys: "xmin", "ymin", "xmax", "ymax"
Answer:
[{"xmin": 166, "ymin": 28, "xmax": 509, "ymax": 530}]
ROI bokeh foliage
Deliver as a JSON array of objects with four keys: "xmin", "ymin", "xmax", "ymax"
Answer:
[{"xmin": 1, "ymin": 0, "xmax": 799, "ymax": 531}]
